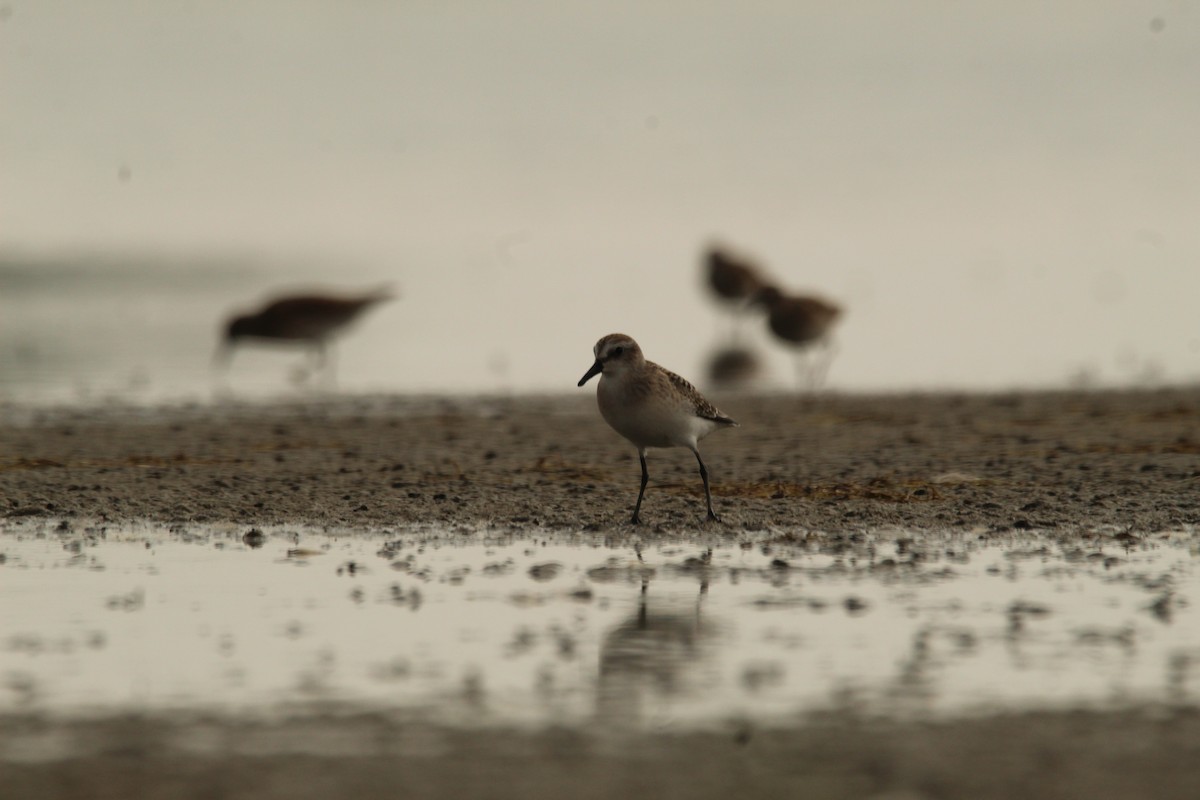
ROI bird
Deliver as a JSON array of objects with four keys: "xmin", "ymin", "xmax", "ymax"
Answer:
[
  {"xmin": 752, "ymin": 286, "xmax": 843, "ymax": 388},
  {"xmin": 705, "ymin": 245, "xmax": 768, "ymax": 305},
  {"xmin": 578, "ymin": 333, "xmax": 738, "ymax": 524},
  {"xmin": 703, "ymin": 246, "xmax": 771, "ymax": 341},
  {"xmin": 214, "ymin": 287, "xmax": 394, "ymax": 384},
  {"xmin": 705, "ymin": 345, "xmax": 764, "ymax": 389}
]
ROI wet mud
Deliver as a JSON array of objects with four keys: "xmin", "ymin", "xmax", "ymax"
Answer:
[
  {"xmin": 2, "ymin": 389, "xmax": 1200, "ymax": 798},
  {"xmin": 2, "ymin": 389, "xmax": 1199, "ymax": 533}
]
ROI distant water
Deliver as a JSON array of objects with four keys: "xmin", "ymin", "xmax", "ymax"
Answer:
[
  {"xmin": 1, "ymin": 244, "xmax": 1197, "ymax": 407},
  {"xmin": 4, "ymin": 5, "xmax": 1200, "ymax": 405},
  {"xmin": 0, "ymin": 250, "xmax": 396, "ymax": 405}
]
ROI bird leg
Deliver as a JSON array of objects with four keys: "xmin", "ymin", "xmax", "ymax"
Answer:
[
  {"xmin": 811, "ymin": 338, "xmax": 838, "ymax": 389},
  {"xmin": 314, "ymin": 341, "xmax": 337, "ymax": 390},
  {"xmin": 794, "ymin": 338, "xmax": 838, "ymax": 391},
  {"xmin": 694, "ymin": 450, "xmax": 720, "ymax": 522},
  {"xmin": 631, "ymin": 451, "xmax": 649, "ymax": 525}
]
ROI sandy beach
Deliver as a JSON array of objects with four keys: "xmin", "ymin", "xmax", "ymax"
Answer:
[{"xmin": 3, "ymin": 387, "xmax": 1200, "ymax": 799}]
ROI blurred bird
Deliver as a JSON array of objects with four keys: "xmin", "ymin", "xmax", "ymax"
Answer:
[
  {"xmin": 705, "ymin": 345, "xmax": 764, "ymax": 389},
  {"xmin": 215, "ymin": 286, "xmax": 394, "ymax": 386},
  {"xmin": 752, "ymin": 286, "xmax": 843, "ymax": 389},
  {"xmin": 703, "ymin": 246, "xmax": 770, "ymax": 341}
]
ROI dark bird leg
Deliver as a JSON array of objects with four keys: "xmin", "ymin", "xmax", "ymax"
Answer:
[
  {"xmin": 319, "ymin": 341, "xmax": 338, "ymax": 390},
  {"xmin": 794, "ymin": 338, "xmax": 838, "ymax": 392},
  {"xmin": 211, "ymin": 341, "xmax": 234, "ymax": 399},
  {"xmin": 632, "ymin": 450, "xmax": 649, "ymax": 525},
  {"xmin": 811, "ymin": 338, "xmax": 837, "ymax": 389},
  {"xmin": 693, "ymin": 449, "xmax": 720, "ymax": 522}
]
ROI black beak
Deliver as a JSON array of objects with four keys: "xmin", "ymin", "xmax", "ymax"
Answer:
[{"xmin": 578, "ymin": 360, "xmax": 603, "ymax": 386}]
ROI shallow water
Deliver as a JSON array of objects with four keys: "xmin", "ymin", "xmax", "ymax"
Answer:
[{"xmin": 1, "ymin": 521, "xmax": 1198, "ymax": 731}]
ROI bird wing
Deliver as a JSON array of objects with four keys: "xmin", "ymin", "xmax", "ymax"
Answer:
[{"xmin": 661, "ymin": 367, "xmax": 738, "ymax": 426}]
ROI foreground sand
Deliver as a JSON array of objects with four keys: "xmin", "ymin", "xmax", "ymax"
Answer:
[
  {"xmin": 3, "ymin": 388, "xmax": 1199, "ymax": 533},
  {"xmin": 2, "ymin": 388, "xmax": 1200, "ymax": 799}
]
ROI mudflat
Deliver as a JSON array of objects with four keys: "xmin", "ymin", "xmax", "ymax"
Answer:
[
  {"xmin": 2, "ymin": 388, "xmax": 1199, "ymax": 800},
  {"xmin": 2, "ymin": 388, "xmax": 1198, "ymax": 533}
]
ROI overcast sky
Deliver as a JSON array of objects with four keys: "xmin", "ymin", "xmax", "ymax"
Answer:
[{"xmin": 2, "ymin": 2, "xmax": 1198, "ymax": 393}]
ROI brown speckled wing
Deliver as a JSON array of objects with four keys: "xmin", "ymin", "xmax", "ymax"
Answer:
[{"xmin": 659, "ymin": 365, "xmax": 738, "ymax": 426}]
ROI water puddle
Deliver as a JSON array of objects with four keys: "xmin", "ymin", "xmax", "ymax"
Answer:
[{"xmin": 1, "ymin": 521, "xmax": 1198, "ymax": 731}]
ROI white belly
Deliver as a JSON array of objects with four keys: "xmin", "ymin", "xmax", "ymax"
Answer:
[{"xmin": 597, "ymin": 377, "xmax": 714, "ymax": 450}]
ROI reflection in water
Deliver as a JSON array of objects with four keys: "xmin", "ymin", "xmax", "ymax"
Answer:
[
  {"xmin": 0, "ymin": 523, "xmax": 1198, "ymax": 730},
  {"xmin": 596, "ymin": 560, "xmax": 716, "ymax": 728},
  {"xmin": 890, "ymin": 624, "xmax": 979, "ymax": 713},
  {"xmin": 705, "ymin": 345, "xmax": 764, "ymax": 389}
]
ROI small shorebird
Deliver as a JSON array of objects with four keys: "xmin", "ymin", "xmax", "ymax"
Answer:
[
  {"xmin": 704, "ymin": 246, "xmax": 770, "ymax": 341},
  {"xmin": 752, "ymin": 286, "xmax": 843, "ymax": 388},
  {"xmin": 705, "ymin": 345, "xmax": 764, "ymax": 389},
  {"xmin": 578, "ymin": 334, "xmax": 738, "ymax": 524},
  {"xmin": 215, "ymin": 287, "xmax": 394, "ymax": 383},
  {"xmin": 705, "ymin": 246, "xmax": 767, "ymax": 305}
]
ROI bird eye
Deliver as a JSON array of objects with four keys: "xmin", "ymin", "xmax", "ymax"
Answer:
[{"xmin": 612, "ymin": 346, "xmax": 624, "ymax": 357}]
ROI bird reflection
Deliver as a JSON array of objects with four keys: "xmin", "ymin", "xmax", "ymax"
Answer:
[
  {"xmin": 214, "ymin": 286, "xmax": 394, "ymax": 388},
  {"xmin": 595, "ymin": 557, "xmax": 716, "ymax": 728},
  {"xmin": 705, "ymin": 345, "xmax": 764, "ymax": 389},
  {"xmin": 752, "ymin": 286, "xmax": 843, "ymax": 389}
]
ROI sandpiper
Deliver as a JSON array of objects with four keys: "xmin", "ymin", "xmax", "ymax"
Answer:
[
  {"xmin": 752, "ymin": 286, "xmax": 843, "ymax": 388},
  {"xmin": 215, "ymin": 287, "xmax": 394, "ymax": 381},
  {"xmin": 704, "ymin": 246, "xmax": 770, "ymax": 342},
  {"xmin": 578, "ymin": 334, "xmax": 738, "ymax": 524},
  {"xmin": 705, "ymin": 246, "xmax": 767, "ymax": 305}
]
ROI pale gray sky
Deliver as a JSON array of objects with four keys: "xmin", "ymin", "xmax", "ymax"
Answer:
[{"xmin": 2, "ymin": 2, "xmax": 1198, "ymax": 394}]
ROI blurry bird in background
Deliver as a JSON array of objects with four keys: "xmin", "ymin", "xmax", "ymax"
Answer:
[
  {"xmin": 702, "ymin": 244, "xmax": 771, "ymax": 389},
  {"xmin": 701, "ymin": 242, "xmax": 845, "ymax": 391},
  {"xmin": 703, "ymin": 245, "xmax": 770, "ymax": 342},
  {"xmin": 214, "ymin": 286, "xmax": 395, "ymax": 388},
  {"xmin": 705, "ymin": 345, "xmax": 764, "ymax": 389},
  {"xmin": 752, "ymin": 285, "xmax": 843, "ymax": 389}
]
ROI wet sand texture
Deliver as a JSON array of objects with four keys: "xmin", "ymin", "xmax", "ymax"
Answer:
[
  {"xmin": 2, "ymin": 389, "xmax": 1199, "ymax": 532},
  {"xmin": 3, "ymin": 388, "xmax": 1200, "ymax": 800},
  {"xmin": 2, "ymin": 711, "xmax": 1200, "ymax": 800}
]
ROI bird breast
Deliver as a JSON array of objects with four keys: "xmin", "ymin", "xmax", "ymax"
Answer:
[{"xmin": 596, "ymin": 371, "xmax": 707, "ymax": 450}]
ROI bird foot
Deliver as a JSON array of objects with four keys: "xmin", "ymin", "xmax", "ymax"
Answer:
[
  {"xmin": 705, "ymin": 511, "xmax": 723, "ymax": 524},
  {"xmin": 630, "ymin": 514, "xmax": 642, "ymax": 526}
]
